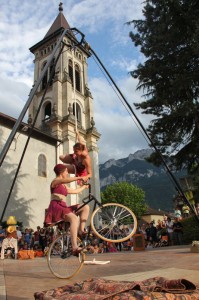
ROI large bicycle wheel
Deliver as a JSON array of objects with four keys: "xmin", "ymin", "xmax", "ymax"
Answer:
[
  {"xmin": 90, "ymin": 203, "xmax": 137, "ymax": 243},
  {"xmin": 47, "ymin": 233, "xmax": 85, "ymax": 279}
]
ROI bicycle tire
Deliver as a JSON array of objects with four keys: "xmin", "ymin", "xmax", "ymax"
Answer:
[
  {"xmin": 90, "ymin": 203, "xmax": 137, "ymax": 243},
  {"xmin": 47, "ymin": 233, "xmax": 85, "ymax": 279}
]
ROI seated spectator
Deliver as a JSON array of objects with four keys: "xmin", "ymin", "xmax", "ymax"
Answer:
[
  {"xmin": 20, "ymin": 242, "xmax": 29, "ymax": 250},
  {"xmin": 0, "ymin": 226, "xmax": 6, "ymax": 251},
  {"xmin": 34, "ymin": 245, "xmax": 44, "ymax": 257},
  {"xmin": 33, "ymin": 226, "xmax": 40, "ymax": 247},
  {"xmin": 87, "ymin": 238, "xmax": 99, "ymax": 254},
  {"xmin": 107, "ymin": 242, "xmax": 117, "ymax": 252},
  {"xmin": 174, "ymin": 206, "xmax": 182, "ymax": 220},
  {"xmin": 24, "ymin": 228, "xmax": 33, "ymax": 248},
  {"xmin": 1, "ymin": 226, "xmax": 18, "ymax": 259},
  {"xmin": 98, "ymin": 243, "xmax": 105, "ymax": 253},
  {"xmin": 182, "ymin": 204, "xmax": 190, "ymax": 218}
]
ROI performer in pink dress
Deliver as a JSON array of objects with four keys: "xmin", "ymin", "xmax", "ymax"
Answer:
[
  {"xmin": 45, "ymin": 163, "xmax": 89, "ymax": 256},
  {"xmin": 59, "ymin": 130, "xmax": 92, "ymax": 184}
]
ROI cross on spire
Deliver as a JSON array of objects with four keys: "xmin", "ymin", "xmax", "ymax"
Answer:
[{"xmin": 59, "ymin": 2, "xmax": 63, "ymax": 12}]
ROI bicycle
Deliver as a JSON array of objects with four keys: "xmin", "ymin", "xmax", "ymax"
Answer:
[{"xmin": 47, "ymin": 183, "xmax": 137, "ymax": 279}]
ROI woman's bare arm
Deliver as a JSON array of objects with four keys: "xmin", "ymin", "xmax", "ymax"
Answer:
[
  {"xmin": 67, "ymin": 184, "xmax": 88, "ymax": 194},
  {"xmin": 51, "ymin": 176, "xmax": 87, "ymax": 188}
]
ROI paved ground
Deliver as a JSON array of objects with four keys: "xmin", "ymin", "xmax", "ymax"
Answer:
[{"xmin": 0, "ymin": 245, "xmax": 199, "ymax": 300}]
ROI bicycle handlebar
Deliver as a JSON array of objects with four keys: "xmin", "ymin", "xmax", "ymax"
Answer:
[{"xmin": 80, "ymin": 180, "xmax": 91, "ymax": 194}]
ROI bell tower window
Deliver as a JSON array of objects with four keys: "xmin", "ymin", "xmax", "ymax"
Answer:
[
  {"xmin": 73, "ymin": 102, "xmax": 81, "ymax": 124},
  {"xmin": 68, "ymin": 60, "xmax": 73, "ymax": 85},
  {"xmin": 75, "ymin": 64, "xmax": 81, "ymax": 92},
  {"xmin": 41, "ymin": 58, "xmax": 55, "ymax": 90},
  {"xmin": 44, "ymin": 102, "xmax": 52, "ymax": 120}
]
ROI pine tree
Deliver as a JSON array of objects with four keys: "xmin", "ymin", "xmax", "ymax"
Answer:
[{"xmin": 128, "ymin": 0, "xmax": 199, "ymax": 172}]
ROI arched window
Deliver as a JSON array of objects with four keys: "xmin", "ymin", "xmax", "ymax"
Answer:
[
  {"xmin": 38, "ymin": 154, "xmax": 47, "ymax": 177},
  {"xmin": 41, "ymin": 58, "xmax": 55, "ymax": 90},
  {"xmin": 68, "ymin": 60, "xmax": 73, "ymax": 85},
  {"xmin": 44, "ymin": 102, "xmax": 51, "ymax": 120},
  {"xmin": 73, "ymin": 102, "xmax": 81, "ymax": 123},
  {"xmin": 75, "ymin": 64, "xmax": 81, "ymax": 92},
  {"xmin": 41, "ymin": 61, "xmax": 48, "ymax": 90}
]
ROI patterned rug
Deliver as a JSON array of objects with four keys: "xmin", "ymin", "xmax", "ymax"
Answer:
[{"xmin": 34, "ymin": 277, "xmax": 199, "ymax": 300}]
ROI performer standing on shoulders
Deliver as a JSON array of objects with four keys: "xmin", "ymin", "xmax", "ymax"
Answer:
[{"xmin": 59, "ymin": 130, "xmax": 92, "ymax": 184}]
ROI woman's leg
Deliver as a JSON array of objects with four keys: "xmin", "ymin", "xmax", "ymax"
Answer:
[
  {"xmin": 76, "ymin": 204, "xmax": 90, "ymax": 233},
  {"xmin": 64, "ymin": 213, "xmax": 79, "ymax": 250}
]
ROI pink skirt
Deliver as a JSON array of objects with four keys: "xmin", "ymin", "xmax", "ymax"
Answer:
[{"xmin": 45, "ymin": 200, "xmax": 78, "ymax": 225}]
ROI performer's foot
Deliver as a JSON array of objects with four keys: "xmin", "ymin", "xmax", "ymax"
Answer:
[
  {"xmin": 72, "ymin": 247, "xmax": 83, "ymax": 257},
  {"xmin": 78, "ymin": 230, "xmax": 87, "ymax": 238}
]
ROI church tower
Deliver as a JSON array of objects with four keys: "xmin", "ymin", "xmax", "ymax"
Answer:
[{"xmin": 29, "ymin": 3, "xmax": 101, "ymax": 202}]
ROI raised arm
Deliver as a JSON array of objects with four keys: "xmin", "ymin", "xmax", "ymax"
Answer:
[
  {"xmin": 67, "ymin": 184, "xmax": 88, "ymax": 194},
  {"xmin": 76, "ymin": 129, "xmax": 84, "ymax": 144},
  {"xmin": 51, "ymin": 175, "xmax": 87, "ymax": 188},
  {"xmin": 76, "ymin": 129, "xmax": 89, "ymax": 156}
]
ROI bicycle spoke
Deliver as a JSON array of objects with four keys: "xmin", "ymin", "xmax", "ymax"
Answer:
[
  {"xmin": 47, "ymin": 234, "xmax": 84, "ymax": 279},
  {"xmin": 91, "ymin": 203, "xmax": 137, "ymax": 243}
]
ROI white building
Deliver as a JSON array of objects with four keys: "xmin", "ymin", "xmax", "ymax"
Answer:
[{"xmin": 0, "ymin": 3, "xmax": 101, "ymax": 229}]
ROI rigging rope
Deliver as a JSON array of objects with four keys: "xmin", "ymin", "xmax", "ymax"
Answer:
[
  {"xmin": 72, "ymin": 46, "xmax": 78, "ymax": 204},
  {"xmin": 72, "ymin": 46, "xmax": 78, "ymax": 135}
]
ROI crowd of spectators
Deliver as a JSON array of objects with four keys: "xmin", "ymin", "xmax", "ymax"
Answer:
[
  {"xmin": 0, "ymin": 203, "xmax": 197, "ymax": 259},
  {"xmin": 0, "ymin": 225, "xmax": 55, "ymax": 259}
]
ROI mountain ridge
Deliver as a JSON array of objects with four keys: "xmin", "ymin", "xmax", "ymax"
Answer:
[{"xmin": 99, "ymin": 149, "xmax": 186, "ymax": 211}]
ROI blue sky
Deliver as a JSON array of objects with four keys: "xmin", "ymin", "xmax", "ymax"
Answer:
[{"xmin": 0, "ymin": 0, "xmax": 152, "ymax": 163}]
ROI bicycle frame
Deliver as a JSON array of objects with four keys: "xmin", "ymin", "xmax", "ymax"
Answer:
[{"xmin": 74, "ymin": 183, "xmax": 102, "ymax": 241}]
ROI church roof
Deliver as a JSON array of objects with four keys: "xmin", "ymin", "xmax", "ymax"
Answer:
[
  {"xmin": 143, "ymin": 207, "xmax": 168, "ymax": 216},
  {"xmin": 0, "ymin": 112, "xmax": 61, "ymax": 145},
  {"xmin": 29, "ymin": 2, "xmax": 91, "ymax": 57},
  {"xmin": 30, "ymin": 2, "xmax": 70, "ymax": 53},
  {"xmin": 44, "ymin": 2, "xmax": 70, "ymax": 39}
]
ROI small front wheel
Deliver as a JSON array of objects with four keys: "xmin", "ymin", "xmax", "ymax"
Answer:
[
  {"xmin": 90, "ymin": 203, "xmax": 137, "ymax": 243},
  {"xmin": 47, "ymin": 233, "xmax": 85, "ymax": 279}
]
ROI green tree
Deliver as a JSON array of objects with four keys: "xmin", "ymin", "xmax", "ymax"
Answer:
[
  {"xmin": 128, "ymin": 0, "xmax": 199, "ymax": 172},
  {"xmin": 101, "ymin": 182, "xmax": 147, "ymax": 219}
]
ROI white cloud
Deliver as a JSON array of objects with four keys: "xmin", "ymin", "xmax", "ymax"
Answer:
[
  {"xmin": 89, "ymin": 76, "xmax": 151, "ymax": 163},
  {"xmin": 111, "ymin": 57, "xmax": 138, "ymax": 73},
  {"xmin": 0, "ymin": 0, "xmax": 149, "ymax": 163},
  {"xmin": 70, "ymin": 0, "xmax": 143, "ymax": 32},
  {"xmin": 0, "ymin": 75, "xmax": 30, "ymax": 120}
]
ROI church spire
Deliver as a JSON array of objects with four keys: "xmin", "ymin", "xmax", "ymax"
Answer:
[{"xmin": 44, "ymin": 2, "xmax": 70, "ymax": 39}]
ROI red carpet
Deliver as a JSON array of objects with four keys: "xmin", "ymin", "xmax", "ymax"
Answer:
[{"xmin": 34, "ymin": 277, "xmax": 199, "ymax": 299}]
